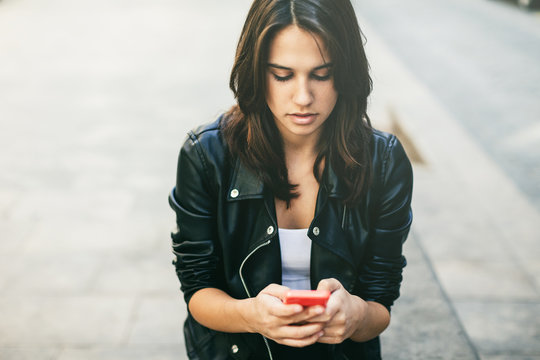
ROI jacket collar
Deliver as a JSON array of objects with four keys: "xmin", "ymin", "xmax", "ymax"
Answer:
[
  {"xmin": 227, "ymin": 157, "xmax": 345, "ymax": 201},
  {"xmin": 227, "ymin": 158, "xmax": 265, "ymax": 201},
  {"xmin": 322, "ymin": 159, "xmax": 346, "ymax": 199},
  {"xmin": 227, "ymin": 158, "xmax": 357, "ymax": 290}
]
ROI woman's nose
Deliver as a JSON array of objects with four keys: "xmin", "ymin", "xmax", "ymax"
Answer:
[{"xmin": 293, "ymin": 79, "xmax": 314, "ymax": 107}]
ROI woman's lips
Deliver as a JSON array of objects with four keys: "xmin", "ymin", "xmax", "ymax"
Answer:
[{"xmin": 289, "ymin": 113, "xmax": 317, "ymax": 124}]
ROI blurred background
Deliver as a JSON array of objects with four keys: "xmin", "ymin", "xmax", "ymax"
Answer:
[{"xmin": 0, "ymin": 0, "xmax": 539, "ymax": 359}]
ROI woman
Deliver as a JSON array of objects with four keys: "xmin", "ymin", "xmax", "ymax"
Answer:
[{"xmin": 168, "ymin": 0, "xmax": 413, "ymax": 359}]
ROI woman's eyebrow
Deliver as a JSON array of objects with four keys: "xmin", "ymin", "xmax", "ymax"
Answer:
[{"xmin": 267, "ymin": 63, "xmax": 333, "ymax": 70}]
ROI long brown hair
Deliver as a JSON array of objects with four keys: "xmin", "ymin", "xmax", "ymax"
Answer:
[{"xmin": 222, "ymin": 0, "xmax": 373, "ymax": 205}]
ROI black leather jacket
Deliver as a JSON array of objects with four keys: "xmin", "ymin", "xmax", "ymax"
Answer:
[{"xmin": 169, "ymin": 116, "xmax": 413, "ymax": 360}]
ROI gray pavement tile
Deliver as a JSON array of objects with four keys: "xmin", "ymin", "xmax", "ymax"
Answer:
[
  {"xmin": 0, "ymin": 220, "xmax": 35, "ymax": 254},
  {"xmin": 57, "ymin": 345, "xmax": 187, "ymax": 360},
  {"xmin": 10, "ymin": 188, "xmax": 135, "ymax": 225},
  {"xmin": 0, "ymin": 297, "xmax": 135, "ymax": 345},
  {"xmin": 498, "ymin": 221, "xmax": 540, "ymax": 264},
  {"xmin": 364, "ymin": 21, "xmax": 540, "ymax": 355},
  {"xmin": 525, "ymin": 260, "xmax": 540, "ymax": 291},
  {"xmin": 411, "ymin": 174, "xmax": 513, "ymax": 263},
  {"xmin": 0, "ymin": 189, "xmax": 21, "ymax": 215},
  {"xmin": 92, "ymin": 252, "xmax": 179, "ymax": 296},
  {"xmin": 381, "ymin": 236, "xmax": 478, "ymax": 359},
  {"xmin": 1, "ymin": 253, "xmax": 101, "ymax": 295},
  {"xmin": 433, "ymin": 260, "xmax": 539, "ymax": 301},
  {"xmin": 0, "ymin": 256, "xmax": 13, "ymax": 291},
  {"xmin": 0, "ymin": 347, "xmax": 61, "ymax": 360},
  {"xmin": 383, "ymin": 295, "xmax": 477, "ymax": 360},
  {"xmin": 454, "ymin": 301, "xmax": 540, "ymax": 355},
  {"xmin": 411, "ymin": 188, "xmax": 511, "ymax": 263},
  {"xmin": 395, "ymin": 234, "xmax": 447, "ymax": 300},
  {"xmin": 22, "ymin": 218, "xmax": 156, "ymax": 255},
  {"xmin": 127, "ymin": 297, "xmax": 186, "ymax": 345},
  {"xmin": 410, "ymin": 132, "xmax": 540, "ymax": 267},
  {"xmin": 481, "ymin": 356, "xmax": 540, "ymax": 360},
  {"xmin": 0, "ymin": 189, "xmax": 37, "ymax": 255}
]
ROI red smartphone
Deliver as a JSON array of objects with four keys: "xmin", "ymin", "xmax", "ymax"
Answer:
[{"xmin": 283, "ymin": 290, "xmax": 331, "ymax": 307}]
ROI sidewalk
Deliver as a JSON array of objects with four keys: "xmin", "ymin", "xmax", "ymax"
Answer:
[
  {"xmin": 363, "ymin": 17, "xmax": 540, "ymax": 359},
  {"xmin": 0, "ymin": 1, "xmax": 538, "ymax": 359}
]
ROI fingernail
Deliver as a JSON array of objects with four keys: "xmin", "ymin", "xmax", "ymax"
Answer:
[{"xmin": 315, "ymin": 307, "xmax": 324, "ymax": 314}]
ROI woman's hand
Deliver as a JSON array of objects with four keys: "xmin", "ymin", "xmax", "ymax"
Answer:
[
  {"xmin": 308, "ymin": 278, "xmax": 368, "ymax": 344},
  {"xmin": 244, "ymin": 284, "xmax": 326, "ymax": 347}
]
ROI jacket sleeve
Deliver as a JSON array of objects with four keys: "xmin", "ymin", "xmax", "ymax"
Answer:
[
  {"xmin": 357, "ymin": 135, "xmax": 413, "ymax": 310},
  {"xmin": 168, "ymin": 132, "xmax": 223, "ymax": 306}
]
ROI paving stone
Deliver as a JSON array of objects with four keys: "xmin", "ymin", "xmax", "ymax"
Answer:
[
  {"xmin": 0, "ymin": 253, "xmax": 100, "ymax": 295},
  {"xmin": 92, "ymin": 252, "xmax": 179, "ymax": 296},
  {"xmin": 127, "ymin": 297, "xmax": 186, "ymax": 345},
  {"xmin": 10, "ymin": 188, "xmax": 135, "ymax": 224},
  {"xmin": 497, "ymin": 218, "xmax": 540, "ymax": 264},
  {"xmin": 0, "ymin": 256, "xmax": 16, "ymax": 291},
  {"xmin": 57, "ymin": 345, "xmax": 187, "ymax": 360},
  {"xmin": 434, "ymin": 260, "xmax": 539, "ymax": 301},
  {"xmin": 382, "ymin": 236, "xmax": 477, "ymax": 360},
  {"xmin": 394, "ymin": 234, "xmax": 446, "ymax": 300},
  {"xmin": 0, "ymin": 189, "xmax": 21, "ymax": 216},
  {"xmin": 525, "ymin": 260, "xmax": 540, "ymax": 291},
  {"xmin": 0, "ymin": 347, "xmax": 61, "ymax": 360},
  {"xmin": 454, "ymin": 301, "xmax": 540, "ymax": 356},
  {"xmin": 481, "ymin": 356, "xmax": 540, "ymax": 360},
  {"xmin": 410, "ymin": 215, "xmax": 511, "ymax": 263},
  {"xmin": 363, "ymin": 18, "xmax": 540, "ymax": 357},
  {"xmin": 0, "ymin": 297, "xmax": 134, "ymax": 345},
  {"xmin": 21, "ymin": 218, "xmax": 156, "ymax": 255},
  {"xmin": 0, "ymin": 220, "xmax": 34, "ymax": 255},
  {"xmin": 383, "ymin": 294, "xmax": 477, "ymax": 360},
  {"xmin": 411, "ymin": 170, "xmax": 514, "ymax": 263}
]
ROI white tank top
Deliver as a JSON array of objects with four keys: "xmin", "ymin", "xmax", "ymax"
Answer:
[{"xmin": 278, "ymin": 228, "xmax": 311, "ymax": 290}]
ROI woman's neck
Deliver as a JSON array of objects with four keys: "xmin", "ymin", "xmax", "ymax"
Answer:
[
  {"xmin": 283, "ymin": 143, "xmax": 319, "ymax": 174},
  {"xmin": 281, "ymin": 133, "xmax": 320, "ymax": 161}
]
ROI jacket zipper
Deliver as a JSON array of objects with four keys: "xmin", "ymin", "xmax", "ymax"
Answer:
[{"xmin": 238, "ymin": 238, "xmax": 274, "ymax": 360}]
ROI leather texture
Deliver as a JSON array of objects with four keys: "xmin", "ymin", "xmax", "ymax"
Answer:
[{"xmin": 169, "ymin": 115, "xmax": 413, "ymax": 360}]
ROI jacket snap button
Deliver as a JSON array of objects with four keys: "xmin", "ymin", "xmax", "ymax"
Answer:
[
  {"xmin": 231, "ymin": 344, "xmax": 239, "ymax": 354},
  {"xmin": 267, "ymin": 226, "xmax": 274, "ymax": 235},
  {"xmin": 230, "ymin": 189, "xmax": 239, "ymax": 198},
  {"xmin": 313, "ymin": 227, "xmax": 320, "ymax": 236}
]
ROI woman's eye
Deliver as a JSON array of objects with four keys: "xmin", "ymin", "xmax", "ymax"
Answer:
[
  {"xmin": 311, "ymin": 72, "xmax": 331, "ymax": 81},
  {"xmin": 272, "ymin": 73, "xmax": 293, "ymax": 82}
]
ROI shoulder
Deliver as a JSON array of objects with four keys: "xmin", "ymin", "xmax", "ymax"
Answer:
[
  {"xmin": 180, "ymin": 115, "xmax": 229, "ymax": 163},
  {"xmin": 184, "ymin": 116, "xmax": 226, "ymax": 152},
  {"xmin": 371, "ymin": 128, "xmax": 399, "ymax": 158},
  {"xmin": 176, "ymin": 115, "xmax": 231, "ymax": 191},
  {"xmin": 370, "ymin": 128, "xmax": 412, "ymax": 185}
]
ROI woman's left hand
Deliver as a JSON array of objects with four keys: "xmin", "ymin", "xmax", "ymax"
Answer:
[{"xmin": 307, "ymin": 278, "xmax": 368, "ymax": 344}]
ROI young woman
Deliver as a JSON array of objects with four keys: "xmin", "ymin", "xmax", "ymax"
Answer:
[{"xmin": 168, "ymin": 0, "xmax": 413, "ymax": 359}]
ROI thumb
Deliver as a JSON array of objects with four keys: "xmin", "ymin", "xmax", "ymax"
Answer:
[
  {"xmin": 317, "ymin": 278, "xmax": 342, "ymax": 293},
  {"xmin": 261, "ymin": 283, "xmax": 291, "ymax": 301}
]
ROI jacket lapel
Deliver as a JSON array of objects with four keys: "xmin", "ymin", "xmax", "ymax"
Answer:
[
  {"xmin": 227, "ymin": 157, "xmax": 358, "ymax": 292},
  {"xmin": 226, "ymin": 159, "xmax": 281, "ymax": 296},
  {"xmin": 227, "ymin": 158, "xmax": 265, "ymax": 201},
  {"xmin": 309, "ymin": 165, "xmax": 358, "ymax": 291}
]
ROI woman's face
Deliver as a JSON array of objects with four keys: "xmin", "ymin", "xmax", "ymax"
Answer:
[{"xmin": 265, "ymin": 25, "xmax": 338, "ymax": 145}]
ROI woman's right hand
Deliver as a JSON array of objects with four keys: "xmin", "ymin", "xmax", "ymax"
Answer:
[{"xmin": 243, "ymin": 284, "xmax": 326, "ymax": 347}]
